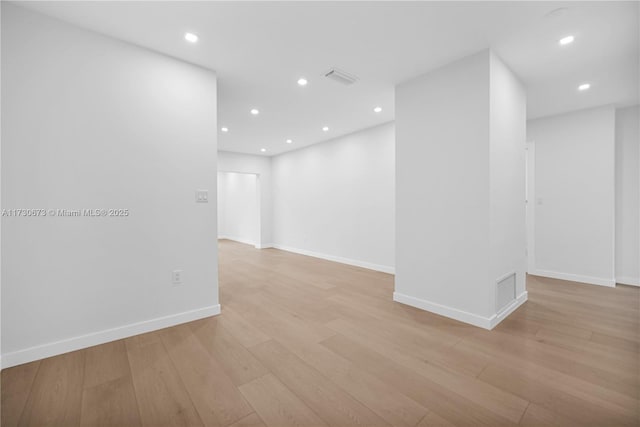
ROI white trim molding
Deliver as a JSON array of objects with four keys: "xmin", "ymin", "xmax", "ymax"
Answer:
[
  {"xmin": 393, "ymin": 291, "xmax": 528, "ymax": 330},
  {"xmin": 531, "ymin": 269, "xmax": 616, "ymax": 287},
  {"xmin": 255, "ymin": 243, "xmax": 273, "ymax": 249},
  {"xmin": 1, "ymin": 304, "xmax": 221, "ymax": 369},
  {"xmin": 218, "ymin": 236, "xmax": 272, "ymax": 250},
  {"xmin": 616, "ymin": 276, "xmax": 640, "ymax": 287},
  {"xmin": 218, "ymin": 236, "xmax": 258, "ymax": 247},
  {"xmin": 272, "ymin": 244, "xmax": 395, "ymax": 275},
  {"xmin": 489, "ymin": 291, "xmax": 528, "ymax": 329}
]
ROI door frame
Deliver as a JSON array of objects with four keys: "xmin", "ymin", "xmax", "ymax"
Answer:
[{"xmin": 525, "ymin": 140, "xmax": 536, "ymax": 274}]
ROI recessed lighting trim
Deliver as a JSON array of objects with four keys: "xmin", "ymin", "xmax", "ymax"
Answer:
[
  {"xmin": 578, "ymin": 83, "xmax": 591, "ymax": 91},
  {"xmin": 322, "ymin": 126, "xmax": 329, "ymax": 132},
  {"xmin": 297, "ymin": 78, "xmax": 308, "ymax": 86},
  {"xmin": 260, "ymin": 148, "xmax": 267, "ymax": 152},
  {"xmin": 559, "ymin": 35, "xmax": 575, "ymax": 46},
  {"xmin": 221, "ymin": 127, "xmax": 228, "ymax": 132},
  {"xmin": 184, "ymin": 33, "xmax": 199, "ymax": 43},
  {"xmin": 250, "ymin": 108, "xmax": 260, "ymax": 115},
  {"xmin": 286, "ymin": 139, "xmax": 293, "ymax": 144},
  {"xmin": 373, "ymin": 106, "xmax": 382, "ymax": 113}
]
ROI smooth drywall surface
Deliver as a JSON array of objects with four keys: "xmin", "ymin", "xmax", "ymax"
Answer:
[
  {"xmin": 528, "ymin": 106, "xmax": 616, "ymax": 286},
  {"xmin": 218, "ymin": 151, "xmax": 272, "ymax": 247},
  {"xmin": 489, "ymin": 52, "xmax": 527, "ymax": 305},
  {"xmin": 272, "ymin": 122, "xmax": 395, "ymax": 273},
  {"xmin": 396, "ymin": 49, "xmax": 526, "ymax": 328},
  {"xmin": 218, "ymin": 172, "xmax": 259, "ymax": 246},
  {"xmin": 0, "ymin": 0, "xmax": 3, "ymax": 371},
  {"xmin": 2, "ymin": 4, "xmax": 218, "ymax": 366},
  {"xmin": 396, "ymin": 51, "xmax": 492, "ymax": 319},
  {"xmin": 615, "ymin": 105, "xmax": 639, "ymax": 286}
]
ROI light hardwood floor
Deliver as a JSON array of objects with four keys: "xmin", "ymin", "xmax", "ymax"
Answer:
[{"xmin": 2, "ymin": 239, "xmax": 639, "ymax": 426}]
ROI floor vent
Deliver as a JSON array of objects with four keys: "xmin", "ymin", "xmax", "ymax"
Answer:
[{"xmin": 496, "ymin": 272, "xmax": 516, "ymax": 313}]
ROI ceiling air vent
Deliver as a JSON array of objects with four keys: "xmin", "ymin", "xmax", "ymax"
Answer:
[{"xmin": 324, "ymin": 68, "xmax": 358, "ymax": 86}]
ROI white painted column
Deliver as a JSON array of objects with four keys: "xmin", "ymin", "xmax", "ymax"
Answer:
[{"xmin": 394, "ymin": 49, "xmax": 526, "ymax": 329}]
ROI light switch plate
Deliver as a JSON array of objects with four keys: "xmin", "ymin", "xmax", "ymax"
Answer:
[{"xmin": 196, "ymin": 190, "xmax": 208, "ymax": 203}]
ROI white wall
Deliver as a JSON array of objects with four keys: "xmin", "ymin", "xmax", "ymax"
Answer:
[
  {"xmin": 489, "ymin": 52, "xmax": 527, "ymax": 308},
  {"xmin": 1, "ymin": 4, "xmax": 219, "ymax": 367},
  {"xmin": 271, "ymin": 123, "xmax": 395, "ymax": 273},
  {"xmin": 218, "ymin": 151, "xmax": 272, "ymax": 248},
  {"xmin": 615, "ymin": 105, "xmax": 639, "ymax": 286},
  {"xmin": 395, "ymin": 50, "xmax": 526, "ymax": 329},
  {"xmin": 0, "ymin": 0, "xmax": 3, "ymax": 373},
  {"xmin": 527, "ymin": 106, "xmax": 616, "ymax": 287},
  {"xmin": 217, "ymin": 172, "xmax": 259, "ymax": 246}
]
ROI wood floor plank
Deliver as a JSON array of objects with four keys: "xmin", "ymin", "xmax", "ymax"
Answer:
[
  {"xmin": 321, "ymin": 333, "xmax": 520, "ymax": 426},
  {"xmin": 462, "ymin": 328, "xmax": 639, "ymax": 399},
  {"xmin": 249, "ymin": 339, "xmax": 390, "ymax": 427},
  {"xmin": 189, "ymin": 317, "xmax": 269, "ymax": 386},
  {"xmin": 18, "ymin": 350, "xmax": 85, "ymax": 427},
  {"xmin": 238, "ymin": 374, "xmax": 328, "ymax": 427},
  {"xmin": 83, "ymin": 340, "xmax": 131, "ymax": 389},
  {"xmin": 327, "ymin": 300, "xmax": 488, "ymax": 377},
  {"xmin": 324, "ymin": 318, "xmax": 529, "ymax": 424},
  {"xmin": 159, "ymin": 323, "xmax": 253, "ymax": 426},
  {"xmin": 415, "ymin": 411, "xmax": 456, "ymax": 427},
  {"xmin": 228, "ymin": 413, "xmax": 267, "ymax": 427},
  {"xmin": 3, "ymin": 241, "xmax": 638, "ymax": 426},
  {"xmin": 534, "ymin": 328, "xmax": 638, "ymax": 385},
  {"xmin": 478, "ymin": 362, "xmax": 638, "ymax": 426},
  {"xmin": 519, "ymin": 403, "xmax": 593, "ymax": 427},
  {"xmin": 125, "ymin": 331, "xmax": 204, "ymax": 427},
  {"xmin": 226, "ymin": 296, "xmax": 336, "ymax": 345},
  {"xmin": 590, "ymin": 331, "xmax": 639, "ymax": 353},
  {"xmin": 80, "ymin": 376, "xmax": 142, "ymax": 427},
  {"xmin": 1, "ymin": 361, "xmax": 40, "ymax": 427},
  {"xmin": 215, "ymin": 306, "xmax": 271, "ymax": 349},
  {"xmin": 271, "ymin": 336, "xmax": 428, "ymax": 427}
]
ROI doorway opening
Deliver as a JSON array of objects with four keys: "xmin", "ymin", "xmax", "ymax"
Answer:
[{"xmin": 217, "ymin": 171, "xmax": 261, "ymax": 248}]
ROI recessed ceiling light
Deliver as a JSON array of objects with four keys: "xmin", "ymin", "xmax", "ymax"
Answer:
[
  {"xmin": 184, "ymin": 33, "xmax": 198, "ymax": 43},
  {"xmin": 578, "ymin": 83, "xmax": 591, "ymax": 91},
  {"xmin": 286, "ymin": 139, "xmax": 293, "ymax": 144},
  {"xmin": 297, "ymin": 78, "xmax": 308, "ymax": 86},
  {"xmin": 322, "ymin": 126, "xmax": 329, "ymax": 132},
  {"xmin": 221, "ymin": 127, "xmax": 228, "ymax": 132},
  {"xmin": 373, "ymin": 106, "xmax": 382, "ymax": 113},
  {"xmin": 260, "ymin": 148, "xmax": 267, "ymax": 152},
  {"xmin": 250, "ymin": 108, "xmax": 260, "ymax": 115},
  {"xmin": 559, "ymin": 35, "xmax": 575, "ymax": 46}
]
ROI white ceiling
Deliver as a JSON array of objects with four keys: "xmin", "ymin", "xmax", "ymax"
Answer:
[{"xmin": 16, "ymin": 1, "xmax": 639, "ymax": 156}]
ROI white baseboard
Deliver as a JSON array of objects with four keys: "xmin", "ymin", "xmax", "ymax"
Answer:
[
  {"xmin": 489, "ymin": 291, "xmax": 528, "ymax": 329},
  {"xmin": 393, "ymin": 291, "xmax": 528, "ymax": 330},
  {"xmin": 616, "ymin": 276, "xmax": 640, "ymax": 287},
  {"xmin": 218, "ymin": 236, "xmax": 257, "ymax": 247},
  {"xmin": 272, "ymin": 244, "xmax": 395, "ymax": 274},
  {"xmin": 393, "ymin": 292, "xmax": 492, "ymax": 329},
  {"xmin": 1, "ymin": 304, "xmax": 221, "ymax": 369},
  {"xmin": 531, "ymin": 269, "xmax": 615, "ymax": 288},
  {"xmin": 218, "ymin": 237, "xmax": 272, "ymax": 249}
]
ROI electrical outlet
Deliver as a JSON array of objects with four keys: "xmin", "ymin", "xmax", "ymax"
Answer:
[
  {"xmin": 172, "ymin": 270, "xmax": 183, "ymax": 286},
  {"xmin": 196, "ymin": 190, "xmax": 209, "ymax": 203}
]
